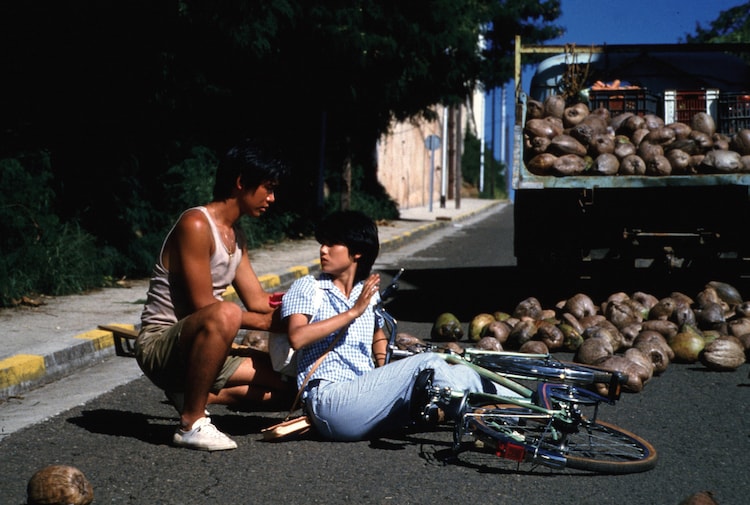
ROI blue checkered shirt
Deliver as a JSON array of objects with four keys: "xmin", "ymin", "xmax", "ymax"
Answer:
[{"xmin": 281, "ymin": 274, "xmax": 383, "ymax": 389}]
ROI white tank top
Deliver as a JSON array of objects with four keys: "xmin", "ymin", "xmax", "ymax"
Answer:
[{"xmin": 140, "ymin": 206, "xmax": 242, "ymax": 326}]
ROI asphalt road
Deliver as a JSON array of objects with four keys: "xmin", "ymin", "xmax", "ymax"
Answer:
[{"xmin": 2, "ymin": 204, "xmax": 749, "ymax": 505}]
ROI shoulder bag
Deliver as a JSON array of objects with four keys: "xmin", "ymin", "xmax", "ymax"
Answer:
[{"xmin": 261, "ymin": 324, "xmax": 347, "ymax": 442}]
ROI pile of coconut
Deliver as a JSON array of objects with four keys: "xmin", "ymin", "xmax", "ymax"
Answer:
[
  {"xmin": 523, "ymin": 94, "xmax": 750, "ymax": 177},
  {"xmin": 414, "ymin": 280, "xmax": 748, "ymax": 394}
]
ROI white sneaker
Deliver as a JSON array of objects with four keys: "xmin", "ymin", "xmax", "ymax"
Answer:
[{"xmin": 173, "ymin": 417, "xmax": 237, "ymax": 451}]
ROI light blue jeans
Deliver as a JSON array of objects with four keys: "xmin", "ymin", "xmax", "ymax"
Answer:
[{"xmin": 304, "ymin": 353, "xmax": 488, "ymax": 441}]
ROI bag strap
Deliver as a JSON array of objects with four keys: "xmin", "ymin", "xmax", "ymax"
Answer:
[{"xmin": 285, "ymin": 324, "xmax": 347, "ymax": 420}]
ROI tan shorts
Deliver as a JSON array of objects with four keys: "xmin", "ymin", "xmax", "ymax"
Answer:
[{"xmin": 135, "ymin": 320, "xmax": 243, "ymax": 394}]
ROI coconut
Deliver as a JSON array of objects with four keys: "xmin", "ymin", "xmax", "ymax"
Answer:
[
  {"xmin": 592, "ymin": 152, "xmax": 619, "ymax": 175},
  {"xmin": 563, "ymin": 293, "xmax": 597, "ymax": 319},
  {"xmin": 526, "ymin": 153, "xmax": 558, "ymax": 175},
  {"xmin": 469, "ymin": 313, "xmax": 496, "ymax": 342},
  {"xmin": 548, "ymin": 134, "xmax": 588, "ymax": 157},
  {"xmin": 475, "ymin": 336, "xmax": 503, "ymax": 351},
  {"xmin": 27, "ymin": 465, "xmax": 94, "ymax": 505},
  {"xmin": 440, "ymin": 341, "xmax": 465, "ymax": 355},
  {"xmin": 559, "ymin": 323, "xmax": 584, "ymax": 351},
  {"xmin": 562, "ymin": 102, "xmax": 590, "ymax": 128},
  {"xmin": 625, "ymin": 347, "xmax": 655, "ymax": 380},
  {"xmin": 666, "ymin": 148, "xmax": 691, "ymax": 173},
  {"xmin": 632, "ymin": 291, "xmax": 660, "ymax": 311},
  {"xmin": 525, "ymin": 118, "xmax": 561, "ymax": 139},
  {"xmin": 633, "ymin": 330, "xmax": 672, "ymax": 374},
  {"xmin": 431, "ymin": 313, "xmax": 463, "ymax": 341},
  {"xmin": 645, "ymin": 126, "xmax": 675, "ymax": 145},
  {"xmin": 589, "ymin": 133, "xmax": 616, "ymax": 157},
  {"xmin": 536, "ymin": 320, "xmax": 564, "ymax": 350},
  {"xmin": 485, "ymin": 320, "xmax": 511, "ymax": 344},
  {"xmin": 518, "ymin": 340, "xmax": 549, "ymax": 355},
  {"xmin": 513, "ymin": 297, "xmax": 544, "ymax": 320},
  {"xmin": 640, "ymin": 319, "xmax": 679, "ymax": 340},
  {"xmin": 618, "ymin": 154, "xmax": 646, "ymax": 175},
  {"xmin": 543, "ymin": 94, "xmax": 566, "ymax": 119},
  {"xmin": 596, "ymin": 353, "xmax": 650, "ymax": 393},
  {"xmin": 526, "ymin": 99, "xmax": 545, "ymax": 120},
  {"xmin": 700, "ymin": 149, "xmax": 741, "ymax": 173},
  {"xmin": 706, "ymin": 280, "xmax": 743, "ymax": 306},
  {"xmin": 645, "ymin": 154, "xmax": 672, "ymax": 176},
  {"xmin": 678, "ymin": 491, "xmax": 719, "ymax": 505},
  {"xmin": 508, "ymin": 319, "xmax": 538, "ymax": 347},
  {"xmin": 669, "ymin": 329, "xmax": 705, "ymax": 363},
  {"xmin": 694, "ymin": 302, "xmax": 726, "ymax": 330},
  {"xmin": 613, "ymin": 135, "xmax": 637, "ymax": 159},
  {"xmin": 667, "ymin": 122, "xmax": 692, "ymax": 140},
  {"xmin": 528, "ymin": 135, "xmax": 551, "ymax": 155},
  {"xmin": 395, "ymin": 333, "xmax": 426, "ymax": 351},
  {"xmin": 731, "ymin": 129, "xmax": 750, "ymax": 155},
  {"xmin": 691, "ymin": 112, "xmax": 716, "ymax": 137},
  {"xmin": 700, "ymin": 335, "xmax": 746, "ymax": 370},
  {"xmin": 574, "ymin": 335, "xmax": 613, "ymax": 365}
]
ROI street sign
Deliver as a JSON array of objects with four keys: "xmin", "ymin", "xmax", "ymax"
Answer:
[
  {"xmin": 425, "ymin": 134, "xmax": 441, "ymax": 151},
  {"xmin": 424, "ymin": 135, "xmax": 441, "ymax": 212}
]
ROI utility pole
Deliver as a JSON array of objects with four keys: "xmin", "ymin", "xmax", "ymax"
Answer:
[
  {"xmin": 454, "ymin": 104, "xmax": 462, "ymax": 209},
  {"xmin": 447, "ymin": 106, "xmax": 456, "ymax": 200}
]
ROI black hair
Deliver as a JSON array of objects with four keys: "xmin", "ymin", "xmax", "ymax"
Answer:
[
  {"xmin": 315, "ymin": 211, "xmax": 380, "ymax": 282},
  {"xmin": 213, "ymin": 138, "xmax": 289, "ymax": 200}
]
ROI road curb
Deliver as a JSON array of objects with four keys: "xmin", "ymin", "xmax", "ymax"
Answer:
[
  {"xmin": 1, "ymin": 329, "xmax": 118, "ymax": 400},
  {"xmin": 0, "ymin": 200, "xmax": 503, "ymax": 400}
]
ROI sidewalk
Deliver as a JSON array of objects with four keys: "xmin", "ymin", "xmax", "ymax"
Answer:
[{"xmin": 0, "ymin": 198, "xmax": 506, "ymax": 400}]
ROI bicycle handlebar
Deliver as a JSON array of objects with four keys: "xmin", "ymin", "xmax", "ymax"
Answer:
[{"xmin": 379, "ymin": 267, "xmax": 404, "ymax": 302}]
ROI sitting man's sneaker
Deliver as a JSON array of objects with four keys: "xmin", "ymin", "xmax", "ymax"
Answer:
[{"xmin": 173, "ymin": 417, "xmax": 237, "ymax": 451}]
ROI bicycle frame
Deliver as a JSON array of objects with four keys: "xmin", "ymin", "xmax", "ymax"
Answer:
[{"xmin": 374, "ymin": 269, "xmax": 654, "ymax": 473}]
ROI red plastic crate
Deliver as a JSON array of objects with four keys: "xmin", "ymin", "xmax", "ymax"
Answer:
[
  {"xmin": 718, "ymin": 92, "xmax": 750, "ymax": 134},
  {"xmin": 588, "ymin": 89, "xmax": 660, "ymax": 117},
  {"xmin": 664, "ymin": 89, "xmax": 719, "ymax": 123}
]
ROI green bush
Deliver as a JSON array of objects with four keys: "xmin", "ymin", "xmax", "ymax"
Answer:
[
  {"xmin": 0, "ymin": 145, "xmax": 400, "ymax": 307},
  {"xmin": 0, "ymin": 154, "xmax": 114, "ymax": 305}
]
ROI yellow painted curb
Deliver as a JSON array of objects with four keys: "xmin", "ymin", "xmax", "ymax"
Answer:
[
  {"xmin": 259, "ymin": 273, "xmax": 282, "ymax": 289},
  {"xmin": 0, "ymin": 354, "xmax": 45, "ymax": 389},
  {"xmin": 288, "ymin": 265, "xmax": 309, "ymax": 278},
  {"xmin": 74, "ymin": 329, "xmax": 116, "ymax": 351}
]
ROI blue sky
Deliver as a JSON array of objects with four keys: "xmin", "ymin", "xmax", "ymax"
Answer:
[
  {"xmin": 548, "ymin": 0, "xmax": 745, "ymax": 45},
  {"xmin": 488, "ymin": 0, "xmax": 748, "ymax": 170}
]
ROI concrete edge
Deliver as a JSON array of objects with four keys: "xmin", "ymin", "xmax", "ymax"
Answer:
[{"xmin": 0, "ymin": 200, "xmax": 502, "ymax": 400}]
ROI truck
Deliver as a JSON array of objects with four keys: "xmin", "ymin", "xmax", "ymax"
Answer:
[{"xmin": 511, "ymin": 37, "xmax": 750, "ymax": 276}]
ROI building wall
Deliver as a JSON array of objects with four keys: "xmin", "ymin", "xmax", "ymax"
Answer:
[
  {"xmin": 376, "ymin": 92, "xmax": 485, "ymax": 211},
  {"xmin": 376, "ymin": 110, "xmax": 445, "ymax": 210}
]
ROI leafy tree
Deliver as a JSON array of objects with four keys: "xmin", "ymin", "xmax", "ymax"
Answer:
[
  {"xmin": 481, "ymin": 0, "xmax": 564, "ymax": 89},
  {"xmin": 0, "ymin": 1, "xmax": 563, "ymax": 301},
  {"xmin": 683, "ymin": 1, "xmax": 750, "ymax": 48}
]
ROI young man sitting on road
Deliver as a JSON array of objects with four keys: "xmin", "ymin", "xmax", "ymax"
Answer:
[{"xmin": 136, "ymin": 139, "xmax": 293, "ymax": 451}]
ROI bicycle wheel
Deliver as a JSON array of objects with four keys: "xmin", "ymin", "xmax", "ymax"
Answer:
[
  {"xmin": 460, "ymin": 404, "xmax": 657, "ymax": 474},
  {"xmin": 563, "ymin": 419, "xmax": 658, "ymax": 474}
]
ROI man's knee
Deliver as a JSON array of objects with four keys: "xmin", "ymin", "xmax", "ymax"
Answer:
[{"xmin": 201, "ymin": 302, "xmax": 242, "ymax": 338}]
